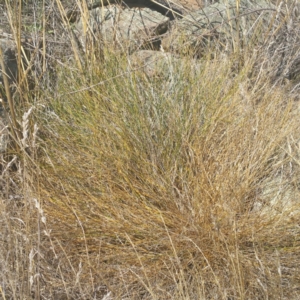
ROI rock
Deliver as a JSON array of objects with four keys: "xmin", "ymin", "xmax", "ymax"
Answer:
[
  {"xmin": 252, "ymin": 175, "xmax": 300, "ymax": 219},
  {"xmin": 74, "ymin": 6, "xmax": 170, "ymax": 53},
  {"xmin": 0, "ymin": 36, "xmax": 17, "ymax": 153},
  {"xmin": 0, "ymin": 31, "xmax": 35, "ymax": 90},
  {"xmin": 161, "ymin": 0, "xmax": 277, "ymax": 56},
  {"xmin": 130, "ymin": 50, "xmax": 182, "ymax": 78},
  {"xmin": 130, "ymin": 49, "xmax": 202, "ymax": 78},
  {"xmin": 0, "ymin": 38, "xmax": 18, "ymax": 89},
  {"xmin": 176, "ymin": 0, "xmax": 203, "ymax": 11},
  {"xmin": 0, "ymin": 115, "xmax": 9, "ymax": 153}
]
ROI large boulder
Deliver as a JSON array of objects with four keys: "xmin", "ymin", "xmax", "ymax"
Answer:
[
  {"xmin": 161, "ymin": 0, "xmax": 277, "ymax": 56},
  {"xmin": 74, "ymin": 6, "xmax": 170, "ymax": 53},
  {"xmin": 67, "ymin": 0, "xmax": 185, "ymax": 22}
]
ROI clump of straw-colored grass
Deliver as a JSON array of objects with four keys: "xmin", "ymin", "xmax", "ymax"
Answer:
[
  {"xmin": 32, "ymin": 48, "xmax": 300, "ymax": 298},
  {"xmin": 1, "ymin": 1, "xmax": 300, "ymax": 299}
]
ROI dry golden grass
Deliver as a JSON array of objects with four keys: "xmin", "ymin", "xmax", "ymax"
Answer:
[
  {"xmin": 1, "ymin": 1, "xmax": 300, "ymax": 299},
  {"xmin": 24, "ymin": 53, "xmax": 299, "ymax": 299}
]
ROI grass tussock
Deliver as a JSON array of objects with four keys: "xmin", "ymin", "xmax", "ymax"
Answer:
[
  {"xmin": 25, "ymin": 51, "xmax": 299, "ymax": 299},
  {"xmin": 0, "ymin": 1, "xmax": 300, "ymax": 299}
]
